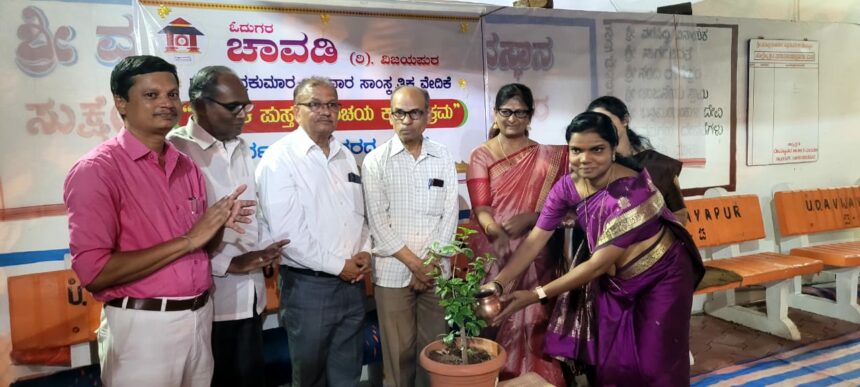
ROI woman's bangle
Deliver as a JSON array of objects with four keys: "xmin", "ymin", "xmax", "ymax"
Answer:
[
  {"xmin": 178, "ymin": 235, "xmax": 193, "ymax": 254},
  {"xmin": 492, "ymin": 280, "xmax": 505, "ymax": 296}
]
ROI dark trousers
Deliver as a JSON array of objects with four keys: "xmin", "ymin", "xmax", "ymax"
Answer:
[
  {"xmin": 279, "ymin": 266, "xmax": 365, "ymax": 387},
  {"xmin": 211, "ymin": 294, "xmax": 265, "ymax": 387}
]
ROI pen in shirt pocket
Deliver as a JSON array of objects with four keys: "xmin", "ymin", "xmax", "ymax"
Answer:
[
  {"xmin": 428, "ymin": 178, "xmax": 444, "ymax": 189},
  {"xmin": 348, "ymin": 172, "xmax": 362, "ymax": 184},
  {"xmin": 188, "ymin": 196, "xmax": 199, "ymax": 215}
]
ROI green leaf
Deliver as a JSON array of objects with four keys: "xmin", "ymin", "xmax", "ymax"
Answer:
[
  {"xmin": 442, "ymin": 331, "xmax": 455, "ymax": 345},
  {"xmin": 428, "ymin": 225, "xmax": 496, "ymax": 346}
]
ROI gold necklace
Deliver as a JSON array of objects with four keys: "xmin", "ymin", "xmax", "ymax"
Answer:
[{"xmin": 496, "ymin": 135, "xmax": 514, "ymax": 166}]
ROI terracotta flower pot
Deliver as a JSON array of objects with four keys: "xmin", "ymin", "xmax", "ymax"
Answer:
[{"xmin": 419, "ymin": 337, "xmax": 507, "ymax": 387}]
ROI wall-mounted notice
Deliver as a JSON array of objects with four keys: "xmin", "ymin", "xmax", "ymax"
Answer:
[
  {"xmin": 747, "ymin": 39, "xmax": 819, "ymax": 165},
  {"xmin": 599, "ymin": 19, "xmax": 737, "ymax": 195}
]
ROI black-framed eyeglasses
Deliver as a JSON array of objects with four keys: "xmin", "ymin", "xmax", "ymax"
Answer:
[
  {"xmin": 496, "ymin": 108, "xmax": 530, "ymax": 119},
  {"xmin": 204, "ymin": 97, "xmax": 254, "ymax": 116},
  {"xmin": 391, "ymin": 109, "xmax": 425, "ymax": 121},
  {"xmin": 296, "ymin": 101, "xmax": 341, "ymax": 112}
]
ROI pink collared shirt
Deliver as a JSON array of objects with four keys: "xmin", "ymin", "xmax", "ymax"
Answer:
[{"xmin": 64, "ymin": 128, "xmax": 212, "ymax": 301}]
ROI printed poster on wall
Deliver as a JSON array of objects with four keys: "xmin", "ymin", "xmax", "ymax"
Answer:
[
  {"xmin": 134, "ymin": 0, "xmax": 487, "ymax": 173},
  {"xmin": 482, "ymin": 9, "xmax": 598, "ymax": 146},
  {"xmin": 0, "ymin": 0, "xmax": 133, "ymax": 211}
]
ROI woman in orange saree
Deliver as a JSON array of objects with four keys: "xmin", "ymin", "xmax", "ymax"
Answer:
[{"xmin": 466, "ymin": 83, "xmax": 567, "ymax": 385}]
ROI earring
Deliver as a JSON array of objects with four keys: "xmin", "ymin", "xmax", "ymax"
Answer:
[{"xmin": 612, "ymin": 153, "xmax": 616, "ymax": 162}]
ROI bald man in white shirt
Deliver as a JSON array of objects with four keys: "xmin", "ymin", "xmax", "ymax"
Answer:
[{"xmin": 168, "ymin": 65, "xmax": 288, "ymax": 387}]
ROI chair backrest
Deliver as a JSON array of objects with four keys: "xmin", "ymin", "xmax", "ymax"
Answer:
[
  {"xmin": 684, "ymin": 194, "xmax": 766, "ymax": 248},
  {"xmin": 773, "ymin": 186, "xmax": 860, "ymax": 236},
  {"xmin": 7, "ymin": 269, "xmax": 101, "ymax": 350}
]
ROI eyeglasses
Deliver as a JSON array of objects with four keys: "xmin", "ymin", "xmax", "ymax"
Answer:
[
  {"xmin": 204, "ymin": 97, "xmax": 254, "ymax": 116},
  {"xmin": 497, "ymin": 109, "xmax": 530, "ymax": 119},
  {"xmin": 296, "ymin": 101, "xmax": 341, "ymax": 112},
  {"xmin": 391, "ymin": 109, "xmax": 425, "ymax": 121}
]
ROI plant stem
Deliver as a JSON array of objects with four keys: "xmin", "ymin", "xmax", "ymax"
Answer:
[{"xmin": 460, "ymin": 323, "xmax": 468, "ymax": 365}]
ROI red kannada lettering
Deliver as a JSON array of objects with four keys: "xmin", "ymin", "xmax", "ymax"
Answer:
[
  {"xmin": 226, "ymin": 35, "xmax": 338, "ymax": 64},
  {"xmin": 15, "ymin": 6, "xmax": 77, "ymax": 77}
]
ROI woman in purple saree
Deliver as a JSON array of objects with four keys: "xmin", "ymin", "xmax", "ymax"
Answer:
[{"xmin": 489, "ymin": 112, "xmax": 704, "ymax": 386}]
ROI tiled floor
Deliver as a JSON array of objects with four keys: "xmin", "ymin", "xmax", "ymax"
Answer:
[
  {"xmin": 362, "ymin": 302, "xmax": 860, "ymax": 386},
  {"xmin": 690, "ymin": 302, "xmax": 860, "ymax": 376},
  {"xmin": 362, "ymin": 295, "xmax": 860, "ymax": 385}
]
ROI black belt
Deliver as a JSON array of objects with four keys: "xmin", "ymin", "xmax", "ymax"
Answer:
[
  {"xmin": 106, "ymin": 290, "xmax": 210, "ymax": 312},
  {"xmin": 289, "ymin": 267, "xmax": 338, "ymax": 279}
]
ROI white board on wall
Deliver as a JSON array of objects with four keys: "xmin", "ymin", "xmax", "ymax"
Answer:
[
  {"xmin": 483, "ymin": 11, "xmax": 739, "ymax": 196},
  {"xmin": 747, "ymin": 39, "xmax": 820, "ymax": 165},
  {"xmin": 599, "ymin": 16, "xmax": 738, "ymax": 195}
]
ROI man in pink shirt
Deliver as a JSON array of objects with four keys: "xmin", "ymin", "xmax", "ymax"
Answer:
[{"xmin": 64, "ymin": 55, "xmax": 253, "ymax": 386}]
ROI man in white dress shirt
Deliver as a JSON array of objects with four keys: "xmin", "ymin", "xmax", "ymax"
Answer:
[
  {"xmin": 168, "ymin": 66, "xmax": 288, "ymax": 387},
  {"xmin": 362, "ymin": 86, "xmax": 459, "ymax": 387},
  {"xmin": 255, "ymin": 76, "xmax": 371, "ymax": 387}
]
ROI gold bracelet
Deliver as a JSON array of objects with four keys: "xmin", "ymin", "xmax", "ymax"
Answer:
[
  {"xmin": 178, "ymin": 235, "xmax": 193, "ymax": 254},
  {"xmin": 492, "ymin": 280, "xmax": 505, "ymax": 296}
]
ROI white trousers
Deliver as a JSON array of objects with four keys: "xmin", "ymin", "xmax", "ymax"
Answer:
[{"xmin": 98, "ymin": 300, "xmax": 214, "ymax": 387}]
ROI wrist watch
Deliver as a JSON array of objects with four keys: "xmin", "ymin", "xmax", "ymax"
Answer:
[{"xmin": 534, "ymin": 285, "xmax": 548, "ymax": 305}]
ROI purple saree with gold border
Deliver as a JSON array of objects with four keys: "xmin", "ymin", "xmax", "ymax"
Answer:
[{"xmin": 536, "ymin": 169, "xmax": 704, "ymax": 386}]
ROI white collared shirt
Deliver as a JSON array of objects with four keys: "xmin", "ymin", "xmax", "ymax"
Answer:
[
  {"xmin": 362, "ymin": 137, "xmax": 458, "ymax": 288},
  {"xmin": 167, "ymin": 118, "xmax": 269, "ymax": 321},
  {"xmin": 255, "ymin": 127, "xmax": 370, "ymax": 275}
]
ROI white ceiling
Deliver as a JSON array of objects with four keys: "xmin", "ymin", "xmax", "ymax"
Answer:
[{"xmin": 263, "ymin": 0, "xmax": 860, "ymax": 24}]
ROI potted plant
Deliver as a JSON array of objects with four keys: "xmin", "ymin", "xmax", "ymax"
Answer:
[{"xmin": 418, "ymin": 226, "xmax": 507, "ymax": 386}]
